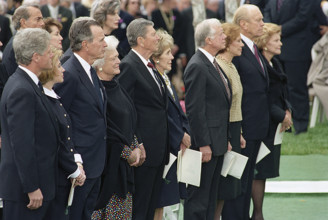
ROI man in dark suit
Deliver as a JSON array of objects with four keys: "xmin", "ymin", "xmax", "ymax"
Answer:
[
  {"xmin": 222, "ymin": 5, "xmax": 270, "ymax": 220},
  {"xmin": 180, "ymin": 6, "xmax": 217, "ymax": 63},
  {"xmin": 117, "ymin": 18, "xmax": 169, "ymax": 220},
  {"xmin": 0, "ymin": 28, "xmax": 59, "ymax": 220},
  {"xmin": 41, "ymin": 0, "xmax": 73, "ymax": 51},
  {"xmin": 264, "ymin": 0, "xmax": 317, "ymax": 134},
  {"xmin": 2, "ymin": 5, "xmax": 45, "ymax": 77},
  {"xmin": 54, "ymin": 19, "xmax": 107, "ymax": 220},
  {"xmin": 183, "ymin": 18, "xmax": 231, "ymax": 220}
]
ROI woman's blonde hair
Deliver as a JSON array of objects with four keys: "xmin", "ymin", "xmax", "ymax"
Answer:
[
  {"xmin": 151, "ymin": 29, "xmax": 173, "ymax": 60},
  {"xmin": 254, "ymin": 23, "xmax": 281, "ymax": 51},
  {"xmin": 39, "ymin": 48, "xmax": 63, "ymax": 85},
  {"xmin": 219, "ymin": 23, "xmax": 241, "ymax": 54}
]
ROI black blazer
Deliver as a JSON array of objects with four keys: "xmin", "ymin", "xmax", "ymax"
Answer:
[
  {"xmin": 41, "ymin": 5, "xmax": 73, "ymax": 51},
  {"xmin": 54, "ymin": 55, "xmax": 107, "ymax": 179},
  {"xmin": 166, "ymin": 81, "xmax": 190, "ymax": 156},
  {"xmin": 264, "ymin": 57, "xmax": 292, "ymax": 141},
  {"xmin": 118, "ymin": 50, "xmax": 169, "ymax": 167},
  {"xmin": 184, "ymin": 50, "xmax": 231, "ymax": 156},
  {"xmin": 2, "ymin": 37, "xmax": 17, "ymax": 77},
  {"xmin": 0, "ymin": 15, "xmax": 12, "ymax": 51},
  {"xmin": 46, "ymin": 95, "xmax": 79, "ymax": 186},
  {"xmin": 264, "ymin": 0, "xmax": 316, "ymax": 61},
  {"xmin": 233, "ymin": 42, "xmax": 270, "ymax": 140},
  {"xmin": 0, "ymin": 68, "xmax": 59, "ymax": 202}
]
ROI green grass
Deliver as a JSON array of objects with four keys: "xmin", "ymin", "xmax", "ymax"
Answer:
[{"xmin": 282, "ymin": 123, "xmax": 328, "ymax": 155}]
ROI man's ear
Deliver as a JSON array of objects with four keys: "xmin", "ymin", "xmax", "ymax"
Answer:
[
  {"xmin": 137, "ymin": 36, "xmax": 144, "ymax": 47},
  {"xmin": 20, "ymin": 18, "xmax": 27, "ymax": 29}
]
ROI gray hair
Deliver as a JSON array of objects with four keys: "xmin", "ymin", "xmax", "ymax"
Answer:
[
  {"xmin": 233, "ymin": 4, "xmax": 258, "ymax": 26},
  {"xmin": 69, "ymin": 18, "xmax": 101, "ymax": 52},
  {"xmin": 195, "ymin": 18, "xmax": 221, "ymax": 48},
  {"xmin": 93, "ymin": 35, "xmax": 119, "ymax": 68},
  {"xmin": 91, "ymin": 0, "xmax": 120, "ymax": 27},
  {"xmin": 12, "ymin": 4, "xmax": 40, "ymax": 30},
  {"xmin": 127, "ymin": 18, "xmax": 154, "ymax": 47},
  {"xmin": 13, "ymin": 28, "xmax": 50, "ymax": 65}
]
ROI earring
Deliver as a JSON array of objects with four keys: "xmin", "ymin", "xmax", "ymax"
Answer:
[
  {"xmin": 156, "ymin": 60, "xmax": 159, "ymax": 64},
  {"xmin": 264, "ymin": 47, "xmax": 268, "ymax": 51},
  {"xmin": 99, "ymin": 67, "xmax": 103, "ymax": 72}
]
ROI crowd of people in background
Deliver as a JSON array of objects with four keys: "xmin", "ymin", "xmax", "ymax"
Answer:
[{"xmin": 0, "ymin": 0, "xmax": 327, "ymax": 220}]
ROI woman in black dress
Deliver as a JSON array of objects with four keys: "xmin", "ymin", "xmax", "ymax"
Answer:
[
  {"xmin": 91, "ymin": 35, "xmax": 142, "ymax": 220},
  {"xmin": 252, "ymin": 23, "xmax": 293, "ymax": 220},
  {"xmin": 39, "ymin": 48, "xmax": 86, "ymax": 219},
  {"xmin": 151, "ymin": 29, "xmax": 190, "ymax": 220}
]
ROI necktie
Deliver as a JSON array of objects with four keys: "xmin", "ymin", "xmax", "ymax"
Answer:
[
  {"xmin": 277, "ymin": 0, "xmax": 283, "ymax": 12},
  {"xmin": 253, "ymin": 44, "xmax": 265, "ymax": 74},
  {"xmin": 90, "ymin": 67, "xmax": 104, "ymax": 104},
  {"xmin": 213, "ymin": 59, "xmax": 231, "ymax": 100},
  {"xmin": 38, "ymin": 81, "xmax": 44, "ymax": 93},
  {"xmin": 147, "ymin": 62, "xmax": 164, "ymax": 95}
]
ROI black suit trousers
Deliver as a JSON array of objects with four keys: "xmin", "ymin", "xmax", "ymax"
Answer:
[
  {"xmin": 222, "ymin": 140, "xmax": 261, "ymax": 220},
  {"xmin": 184, "ymin": 155, "xmax": 224, "ymax": 220},
  {"xmin": 132, "ymin": 164, "xmax": 165, "ymax": 220},
  {"xmin": 282, "ymin": 60, "xmax": 311, "ymax": 133}
]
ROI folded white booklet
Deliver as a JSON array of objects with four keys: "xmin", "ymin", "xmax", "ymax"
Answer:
[
  {"xmin": 227, "ymin": 151, "xmax": 248, "ymax": 179},
  {"xmin": 274, "ymin": 123, "xmax": 283, "ymax": 145},
  {"xmin": 221, "ymin": 151, "xmax": 236, "ymax": 177},
  {"xmin": 163, "ymin": 153, "xmax": 177, "ymax": 179},
  {"xmin": 256, "ymin": 142, "xmax": 271, "ymax": 164},
  {"xmin": 177, "ymin": 148, "xmax": 202, "ymax": 187}
]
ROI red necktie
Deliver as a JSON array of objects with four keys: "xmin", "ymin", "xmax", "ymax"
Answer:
[
  {"xmin": 253, "ymin": 44, "xmax": 265, "ymax": 74},
  {"xmin": 213, "ymin": 59, "xmax": 231, "ymax": 100}
]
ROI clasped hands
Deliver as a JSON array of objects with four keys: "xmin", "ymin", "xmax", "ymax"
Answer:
[{"xmin": 280, "ymin": 110, "xmax": 293, "ymax": 132}]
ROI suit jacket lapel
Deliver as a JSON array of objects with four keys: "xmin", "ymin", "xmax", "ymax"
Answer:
[
  {"xmin": 18, "ymin": 69, "xmax": 60, "ymax": 139},
  {"xmin": 129, "ymin": 51, "xmax": 165, "ymax": 104},
  {"xmin": 242, "ymin": 41, "xmax": 267, "ymax": 78},
  {"xmin": 197, "ymin": 51, "xmax": 230, "ymax": 103},
  {"xmin": 72, "ymin": 56, "xmax": 104, "ymax": 113}
]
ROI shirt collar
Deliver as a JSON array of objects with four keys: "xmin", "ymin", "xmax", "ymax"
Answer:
[
  {"xmin": 43, "ymin": 87, "xmax": 60, "ymax": 99},
  {"xmin": 241, "ymin": 33, "xmax": 255, "ymax": 54},
  {"xmin": 18, "ymin": 65, "xmax": 39, "ymax": 85},
  {"xmin": 198, "ymin": 47, "xmax": 216, "ymax": 64},
  {"xmin": 74, "ymin": 53, "xmax": 91, "ymax": 74},
  {"xmin": 131, "ymin": 49, "xmax": 151, "ymax": 67}
]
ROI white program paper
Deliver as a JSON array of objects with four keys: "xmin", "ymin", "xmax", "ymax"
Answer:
[
  {"xmin": 177, "ymin": 149, "xmax": 202, "ymax": 187},
  {"xmin": 274, "ymin": 123, "xmax": 284, "ymax": 145},
  {"xmin": 256, "ymin": 142, "xmax": 271, "ymax": 164},
  {"xmin": 163, "ymin": 153, "xmax": 177, "ymax": 179},
  {"xmin": 227, "ymin": 151, "xmax": 248, "ymax": 179}
]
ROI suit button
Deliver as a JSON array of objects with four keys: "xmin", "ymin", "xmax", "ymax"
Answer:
[
  {"xmin": 70, "ymin": 149, "xmax": 73, "ymax": 152},
  {"xmin": 68, "ymin": 137, "xmax": 71, "ymax": 140},
  {"xmin": 67, "ymin": 125, "xmax": 70, "ymax": 128},
  {"xmin": 60, "ymin": 103, "xmax": 63, "ymax": 106},
  {"xmin": 64, "ymin": 114, "xmax": 67, "ymax": 117}
]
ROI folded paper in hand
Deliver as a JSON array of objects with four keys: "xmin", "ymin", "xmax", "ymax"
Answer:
[
  {"xmin": 274, "ymin": 123, "xmax": 283, "ymax": 145},
  {"xmin": 221, "ymin": 151, "xmax": 248, "ymax": 179},
  {"xmin": 177, "ymin": 148, "xmax": 202, "ymax": 187},
  {"xmin": 256, "ymin": 142, "xmax": 271, "ymax": 164}
]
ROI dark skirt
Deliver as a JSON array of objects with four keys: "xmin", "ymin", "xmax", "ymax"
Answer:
[
  {"xmin": 218, "ymin": 121, "xmax": 242, "ymax": 200},
  {"xmin": 156, "ymin": 160, "xmax": 188, "ymax": 208},
  {"xmin": 254, "ymin": 123, "xmax": 281, "ymax": 179}
]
